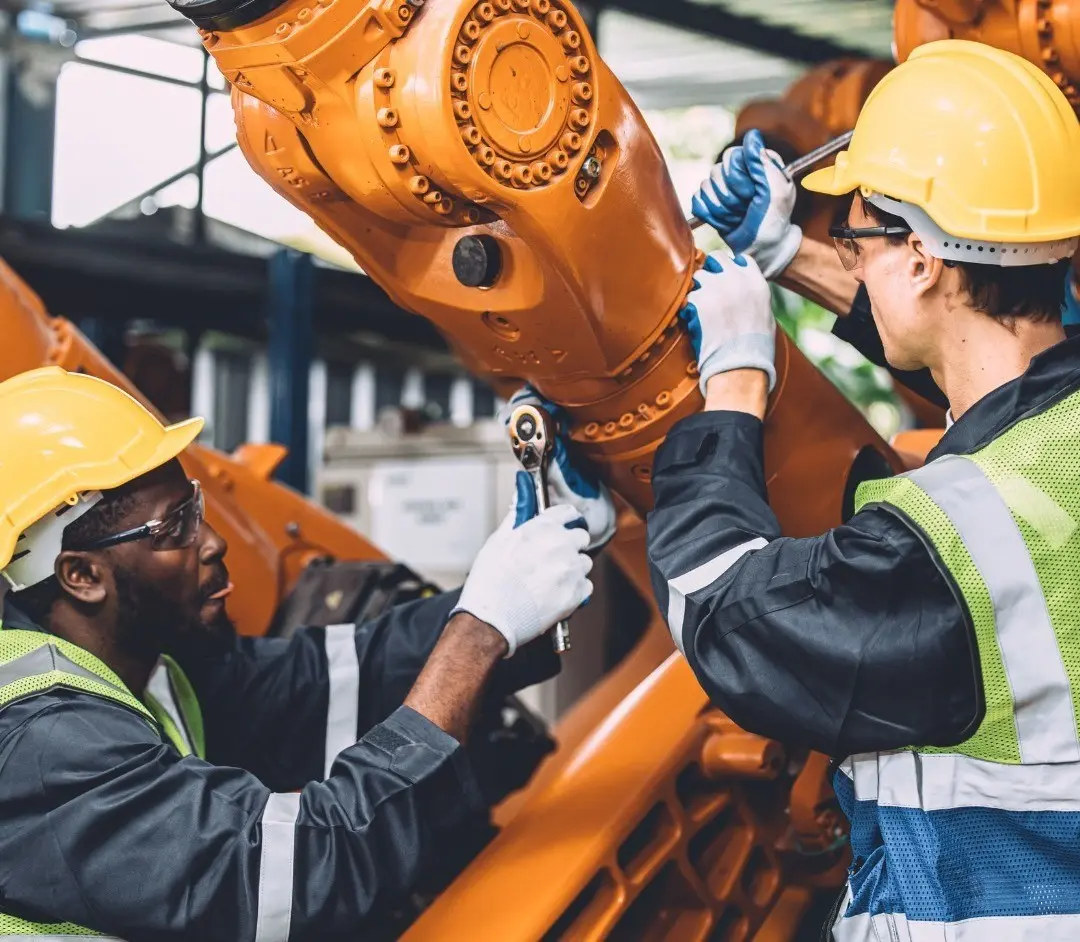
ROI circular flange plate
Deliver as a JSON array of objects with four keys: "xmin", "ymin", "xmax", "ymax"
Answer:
[{"xmin": 469, "ymin": 17, "xmax": 571, "ymax": 160}]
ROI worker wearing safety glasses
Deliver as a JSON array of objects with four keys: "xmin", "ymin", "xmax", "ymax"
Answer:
[
  {"xmin": 0, "ymin": 367, "xmax": 611, "ymax": 940},
  {"xmin": 648, "ymin": 40, "xmax": 1080, "ymax": 941}
]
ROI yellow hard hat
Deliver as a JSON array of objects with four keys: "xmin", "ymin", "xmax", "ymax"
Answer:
[
  {"xmin": 0, "ymin": 367, "xmax": 203, "ymax": 587},
  {"xmin": 803, "ymin": 40, "xmax": 1080, "ymax": 257}
]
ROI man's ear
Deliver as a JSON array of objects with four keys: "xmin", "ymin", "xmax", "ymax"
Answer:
[
  {"xmin": 55, "ymin": 551, "xmax": 108, "ymax": 606},
  {"xmin": 907, "ymin": 233, "xmax": 945, "ymax": 296}
]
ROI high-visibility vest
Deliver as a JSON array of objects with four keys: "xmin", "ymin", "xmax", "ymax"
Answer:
[
  {"xmin": 831, "ymin": 386, "xmax": 1080, "ymax": 942},
  {"xmin": 0, "ymin": 628, "xmax": 204, "ymax": 940}
]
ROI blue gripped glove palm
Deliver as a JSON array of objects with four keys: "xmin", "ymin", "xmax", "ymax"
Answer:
[
  {"xmin": 679, "ymin": 252, "xmax": 776, "ymax": 395},
  {"xmin": 499, "ymin": 388, "xmax": 617, "ymax": 553},
  {"xmin": 691, "ymin": 129, "xmax": 802, "ymax": 280}
]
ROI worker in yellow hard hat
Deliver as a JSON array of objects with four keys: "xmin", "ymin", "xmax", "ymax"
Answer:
[
  {"xmin": 651, "ymin": 40, "xmax": 1080, "ymax": 939},
  {"xmin": 0, "ymin": 366, "xmax": 598, "ymax": 939}
]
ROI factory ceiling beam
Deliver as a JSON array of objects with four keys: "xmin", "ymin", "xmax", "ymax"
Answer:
[
  {"xmin": 0, "ymin": 217, "xmax": 448, "ymax": 351},
  {"xmin": 596, "ymin": 0, "xmax": 875, "ymax": 64},
  {"xmin": 78, "ymin": 16, "xmax": 190, "ymax": 39}
]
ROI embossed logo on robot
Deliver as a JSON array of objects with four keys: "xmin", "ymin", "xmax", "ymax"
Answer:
[{"xmin": 491, "ymin": 44, "xmax": 553, "ymax": 132}]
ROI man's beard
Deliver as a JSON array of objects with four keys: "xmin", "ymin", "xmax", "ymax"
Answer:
[{"xmin": 113, "ymin": 566, "xmax": 236, "ymax": 664}]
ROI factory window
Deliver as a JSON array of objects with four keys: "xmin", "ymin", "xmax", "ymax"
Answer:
[
  {"xmin": 375, "ymin": 363, "xmax": 405, "ymax": 418},
  {"xmin": 325, "ymin": 362, "xmax": 353, "ymax": 429},
  {"xmin": 213, "ymin": 350, "xmax": 251, "ymax": 453},
  {"xmin": 473, "ymin": 381, "xmax": 497, "ymax": 419},
  {"xmin": 53, "ymin": 59, "xmax": 203, "ymax": 228},
  {"xmin": 425, "ymin": 373, "xmax": 452, "ymax": 423}
]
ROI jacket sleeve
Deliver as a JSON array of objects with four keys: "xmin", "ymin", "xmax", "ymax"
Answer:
[
  {"xmin": 832, "ymin": 284, "xmax": 949, "ymax": 409},
  {"xmin": 646, "ymin": 410, "xmax": 982, "ymax": 757},
  {"xmin": 178, "ymin": 590, "xmax": 560, "ymax": 791},
  {"xmin": 0, "ymin": 692, "xmax": 486, "ymax": 942}
]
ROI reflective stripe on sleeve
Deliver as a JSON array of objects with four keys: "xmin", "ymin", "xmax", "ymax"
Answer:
[
  {"xmin": 323, "ymin": 624, "xmax": 361, "ymax": 779},
  {"xmin": 254, "ymin": 792, "xmax": 301, "ymax": 942},
  {"xmin": 665, "ymin": 539, "xmax": 768, "ymax": 655}
]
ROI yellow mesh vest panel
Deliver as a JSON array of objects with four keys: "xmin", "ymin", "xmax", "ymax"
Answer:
[
  {"xmin": 971, "ymin": 390, "xmax": 1080, "ymax": 737},
  {"xmin": 0, "ymin": 631, "xmax": 154, "ymax": 726},
  {"xmin": 855, "ymin": 387, "xmax": 1080, "ymax": 761},
  {"xmin": 0, "ymin": 914, "xmax": 109, "ymax": 937},
  {"xmin": 855, "ymin": 476, "xmax": 1019, "ymax": 762},
  {"xmin": 0, "ymin": 630, "xmax": 136, "ymax": 939}
]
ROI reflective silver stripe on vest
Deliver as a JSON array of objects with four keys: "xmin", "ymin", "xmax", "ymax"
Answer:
[
  {"xmin": 323, "ymin": 624, "xmax": 360, "ymax": 779},
  {"xmin": 0, "ymin": 644, "xmax": 128, "ymax": 701},
  {"xmin": 255, "ymin": 792, "xmax": 301, "ymax": 942},
  {"xmin": 665, "ymin": 539, "xmax": 768, "ymax": 655},
  {"xmin": 145, "ymin": 662, "xmax": 193, "ymax": 755},
  {"xmin": 908, "ymin": 455, "xmax": 1080, "ymax": 764},
  {"xmin": 833, "ymin": 910, "xmax": 1080, "ymax": 941},
  {"xmin": 839, "ymin": 749, "xmax": 1080, "ymax": 812}
]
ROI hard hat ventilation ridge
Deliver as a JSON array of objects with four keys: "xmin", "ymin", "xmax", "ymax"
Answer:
[{"xmin": 867, "ymin": 194, "xmax": 1079, "ymax": 267}]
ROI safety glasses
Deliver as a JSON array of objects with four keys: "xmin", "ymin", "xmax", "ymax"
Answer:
[
  {"xmin": 828, "ymin": 223, "xmax": 911, "ymax": 271},
  {"xmin": 69, "ymin": 480, "xmax": 204, "ymax": 553}
]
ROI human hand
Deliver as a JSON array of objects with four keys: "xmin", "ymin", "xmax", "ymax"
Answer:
[
  {"xmin": 453, "ymin": 502, "xmax": 592, "ymax": 656},
  {"xmin": 501, "ymin": 387, "xmax": 617, "ymax": 552},
  {"xmin": 691, "ymin": 129, "xmax": 802, "ymax": 279},
  {"xmin": 679, "ymin": 252, "xmax": 776, "ymax": 395}
]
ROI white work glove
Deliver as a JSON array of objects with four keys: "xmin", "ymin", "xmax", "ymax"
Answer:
[
  {"xmin": 500, "ymin": 387, "xmax": 617, "ymax": 552},
  {"xmin": 691, "ymin": 129, "xmax": 803, "ymax": 279},
  {"xmin": 453, "ymin": 500, "xmax": 592, "ymax": 656},
  {"xmin": 678, "ymin": 252, "xmax": 776, "ymax": 395}
]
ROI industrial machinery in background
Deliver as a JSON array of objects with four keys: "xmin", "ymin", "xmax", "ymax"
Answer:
[
  {"xmin": 894, "ymin": 0, "xmax": 1080, "ymax": 107},
  {"xmin": 0, "ymin": 0, "xmax": 1070, "ymax": 937}
]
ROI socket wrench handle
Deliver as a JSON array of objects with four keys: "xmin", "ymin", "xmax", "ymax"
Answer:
[{"xmin": 508, "ymin": 403, "xmax": 571, "ymax": 655}]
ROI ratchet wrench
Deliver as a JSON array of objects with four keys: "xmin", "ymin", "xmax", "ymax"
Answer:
[{"xmin": 508, "ymin": 403, "xmax": 572, "ymax": 655}]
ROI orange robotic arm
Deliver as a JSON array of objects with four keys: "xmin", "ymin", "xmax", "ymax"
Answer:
[
  {"xmin": 894, "ymin": 0, "xmax": 1080, "ymax": 105},
  {"xmin": 149, "ymin": 1, "xmax": 901, "ymax": 937},
  {"xmin": 171, "ymin": 0, "xmax": 899, "ymax": 535}
]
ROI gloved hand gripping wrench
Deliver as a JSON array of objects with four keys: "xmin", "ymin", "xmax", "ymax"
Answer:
[
  {"xmin": 508, "ymin": 403, "xmax": 572, "ymax": 655},
  {"xmin": 687, "ymin": 130, "xmax": 855, "ymax": 231}
]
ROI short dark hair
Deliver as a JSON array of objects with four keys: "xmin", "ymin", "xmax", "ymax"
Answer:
[
  {"xmin": 8, "ymin": 489, "xmax": 140, "ymax": 628},
  {"xmin": 862, "ymin": 198, "xmax": 1069, "ymax": 324}
]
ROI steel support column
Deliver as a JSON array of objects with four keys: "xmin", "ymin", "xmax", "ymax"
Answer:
[
  {"xmin": 78, "ymin": 317, "xmax": 127, "ymax": 368},
  {"xmin": 267, "ymin": 248, "xmax": 314, "ymax": 494},
  {"xmin": 3, "ymin": 44, "xmax": 58, "ymax": 221}
]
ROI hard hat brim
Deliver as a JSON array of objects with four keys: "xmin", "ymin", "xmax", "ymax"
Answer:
[
  {"xmin": 801, "ymin": 163, "xmax": 851, "ymax": 196},
  {"xmin": 142, "ymin": 416, "xmax": 205, "ymax": 482}
]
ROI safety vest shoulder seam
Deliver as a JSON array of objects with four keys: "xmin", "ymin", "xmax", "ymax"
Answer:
[{"xmin": 0, "ymin": 682, "xmax": 160, "ymax": 738}]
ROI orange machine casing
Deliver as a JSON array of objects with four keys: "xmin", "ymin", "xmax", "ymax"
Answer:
[
  {"xmin": 894, "ymin": 0, "xmax": 1080, "ymax": 107},
  {"xmin": 196, "ymin": 0, "xmax": 896, "ymax": 533}
]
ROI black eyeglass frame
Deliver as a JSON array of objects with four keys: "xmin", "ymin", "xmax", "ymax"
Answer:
[
  {"xmin": 828, "ymin": 223, "xmax": 913, "ymax": 271},
  {"xmin": 68, "ymin": 480, "xmax": 204, "ymax": 552},
  {"xmin": 827, "ymin": 224, "xmax": 912, "ymax": 242}
]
